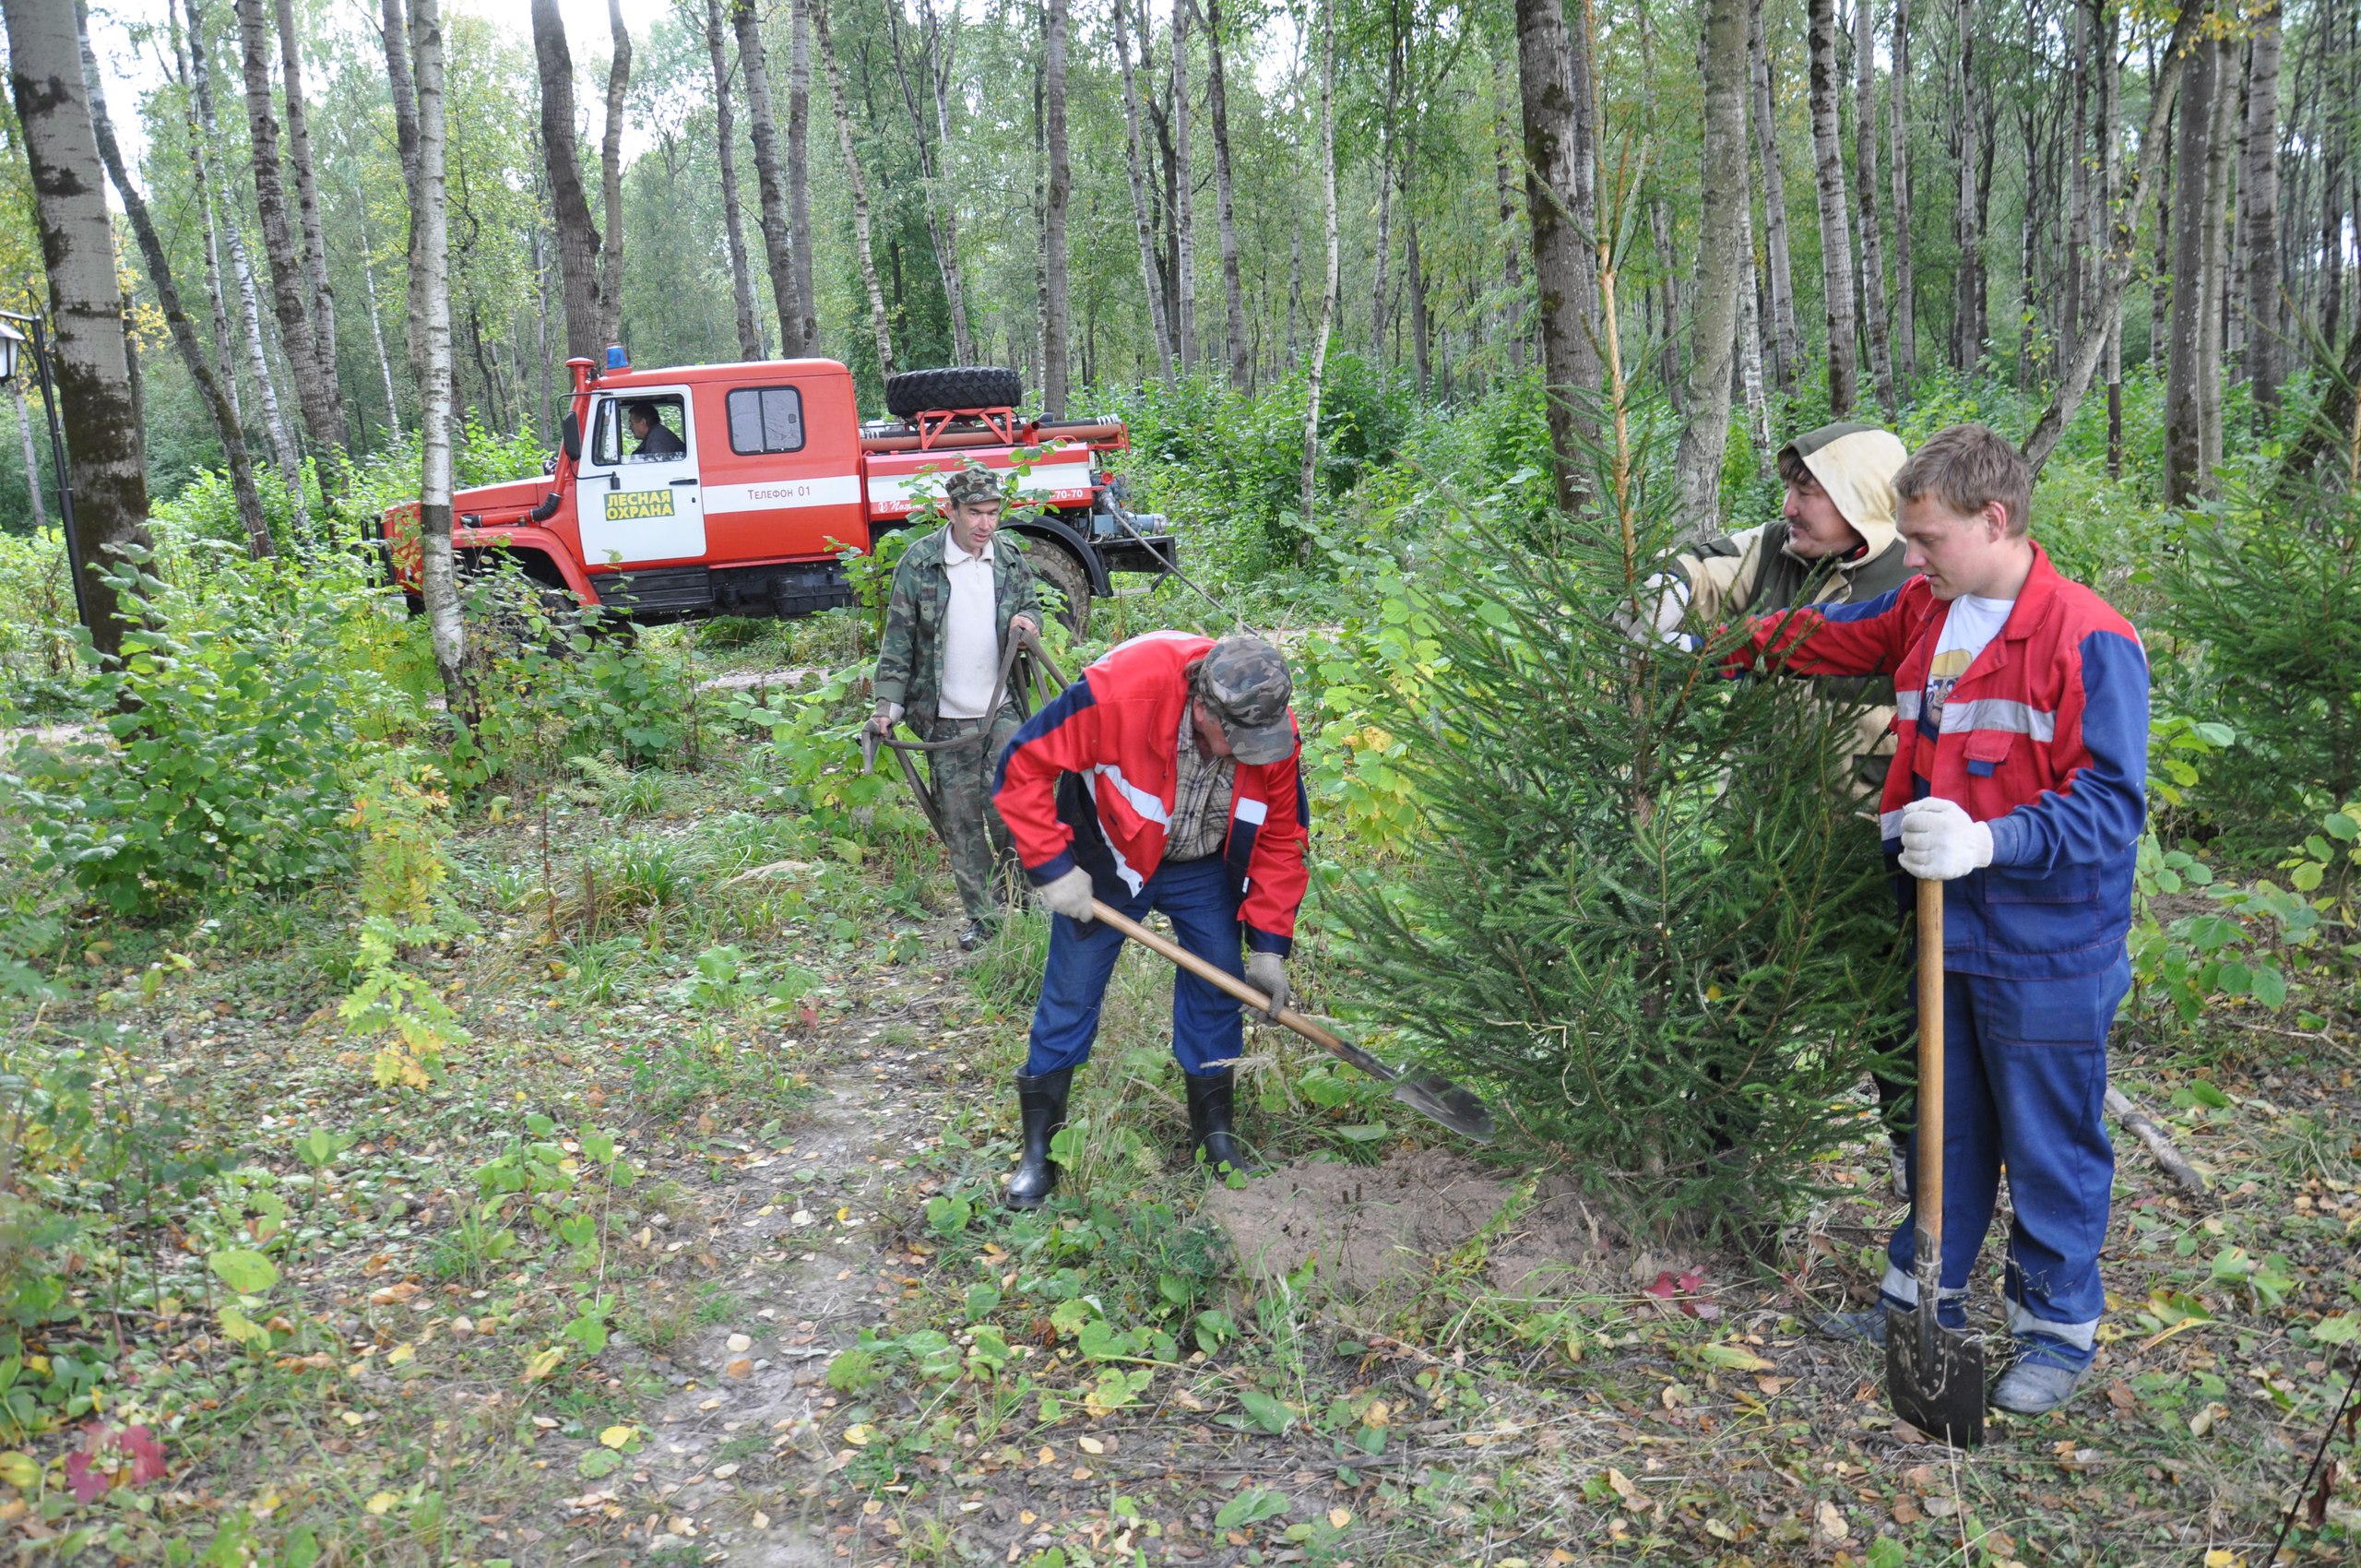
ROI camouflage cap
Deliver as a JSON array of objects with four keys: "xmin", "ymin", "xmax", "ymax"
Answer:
[
  {"xmin": 1197, "ymin": 635, "xmax": 1297, "ymax": 765},
  {"xmin": 943, "ymin": 466, "xmax": 1004, "ymax": 507}
]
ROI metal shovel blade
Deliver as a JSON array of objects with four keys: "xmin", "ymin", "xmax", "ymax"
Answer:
[
  {"xmin": 1883, "ymin": 1305, "xmax": 1986, "ymax": 1447},
  {"xmin": 1389, "ymin": 1073, "xmax": 1497, "ymax": 1144}
]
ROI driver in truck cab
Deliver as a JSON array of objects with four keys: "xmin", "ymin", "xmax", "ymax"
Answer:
[{"xmin": 627, "ymin": 400, "xmax": 685, "ymax": 458}]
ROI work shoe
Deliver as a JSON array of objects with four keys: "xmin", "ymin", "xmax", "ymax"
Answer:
[
  {"xmin": 1185, "ymin": 1069, "xmax": 1258, "ymax": 1176},
  {"xmin": 957, "ymin": 918, "xmax": 992, "ymax": 952},
  {"xmin": 1817, "ymin": 1308, "xmax": 1890, "ymax": 1348},
  {"xmin": 1990, "ymin": 1344, "xmax": 2093, "ymax": 1416},
  {"xmin": 1004, "ymin": 1068, "xmax": 1073, "ymax": 1210}
]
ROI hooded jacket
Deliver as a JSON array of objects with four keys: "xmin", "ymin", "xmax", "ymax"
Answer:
[{"xmin": 1671, "ymin": 422, "xmax": 1915, "ymax": 794}]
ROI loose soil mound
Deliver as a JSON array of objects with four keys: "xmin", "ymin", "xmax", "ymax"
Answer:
[{"xmin": 1203, "ymin": 1147, "xmax": 1631, "ymax": 1306}]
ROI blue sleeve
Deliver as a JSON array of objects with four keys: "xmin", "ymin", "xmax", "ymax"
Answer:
[
  {"xmin": 1987, "ymin": 630, "xmax": 2150, "ymax": 871},
  {"xmin": 1815, "ymin": 585, "xmax": 1904, "ymax": 624}
]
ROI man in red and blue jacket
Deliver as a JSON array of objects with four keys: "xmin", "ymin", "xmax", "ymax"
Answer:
[
  {"xmin": 991, "ymin": 632, "xmax": 1310, "ymax": 1208},
  {"xmin": 1737, "ymin": 424, "xmax": 2149, "ymax": 1418}
]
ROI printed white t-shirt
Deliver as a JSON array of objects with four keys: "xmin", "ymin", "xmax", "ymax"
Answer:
[{"xmin": 1920, "ymin": 593, "xmax": 2014, "ymax": 734}]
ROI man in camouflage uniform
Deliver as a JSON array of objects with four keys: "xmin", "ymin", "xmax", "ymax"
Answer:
[{"xmin": 872, "ymin": 466, "xmax": 1044, "ymax": 949}]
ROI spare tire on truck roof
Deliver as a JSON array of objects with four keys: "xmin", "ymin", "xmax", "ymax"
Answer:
[{"xmin": 884, "ymin": 365, "xmax": 1024, "ymax": 419}]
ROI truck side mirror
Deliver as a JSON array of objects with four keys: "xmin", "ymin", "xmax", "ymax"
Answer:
[{"xmin": 562, "ymin": 410, "xmax": 582, "ymax": 463}]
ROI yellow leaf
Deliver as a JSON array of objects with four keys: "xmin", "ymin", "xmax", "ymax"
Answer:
[
  {"xmin": 363, "ymin": 1492, "xmax": 400, "ymax": 1516},
  {"xmin": 1328, "ymin": 1507, "xmax": 1353, "ymax": 1529},
  {"xmin": 385, "ymin": 1343, "xmax": 414, "ymax": 1366},
  {"xmin": 1698, "ymin": 1342, "xmax": 1776, "ymax": 1372},
  {"xmin": 0, "ymin": 1453, "xmax": 38, "ymax": 1491},
  {"xmin": 1606, "ymin": 1467, "xmax": 1639, "ymax": 1502},
  {"xmin": 1816, "ymin": 1499, "xmax": 1850, "ymax": 1542},
  {"xmin": 599, "ymin": 1425, "xmax": 635, "ymax": 1450},
  {"xmin": 521, "ymin": 1346, "xmax": 564, "ymax": 1384},
  {"xmin": 836, "ymin": 1206, "xmax": 850, "ymax": 1223},
  {"xmin": 843, "ymin": 1423, "xmax": 877, "ymax": 1447},
  {"xmin": 2204, "ymin": 1553, "xmax": 2244, "ymax": 1568},
  {"xmin": 1076, "ymin": 1436, "xmax": 1105, "ymax": 1455}
]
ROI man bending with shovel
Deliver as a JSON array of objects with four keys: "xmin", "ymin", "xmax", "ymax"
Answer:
[
  {"xmin": 991, "ymin": 633, "xmax": 1307, "ymax": 1209},
  {"xmin": 1734, "ymin": 425, "xmax": 2149, "ymax": 1420}
]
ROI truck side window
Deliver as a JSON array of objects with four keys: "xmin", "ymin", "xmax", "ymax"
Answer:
[
  {"xmin": 726, "ymin": 386, "xmax": 805, "ymax": 455},
  {"xmin": 593, "ymin": 395, "xmax": 689, "ymax": 464}
]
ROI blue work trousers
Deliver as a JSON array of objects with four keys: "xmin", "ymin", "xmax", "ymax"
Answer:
[
  {"xmin": 1880, "ymin": 957, "xmax": 2128, "ymax": 1369},
  {"xmin": 1025, "ymin": 856, "xmax": 1246, "ymax": 1079}
]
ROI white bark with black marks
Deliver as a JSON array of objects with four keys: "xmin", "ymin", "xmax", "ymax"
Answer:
[
  {"xmin": 1805, "ymin": 0, "xmax": 1857, "ymax": 415},
  {"xmin": 409, "ymin": 0, "xmax": 467, "ymax": 718},
  {"xmin": 704, "ymin": 0, "xmax": 765, "ymax": 361},
  {"xmin": 735, "ymin": 0, "xmax": 806, "ymax": 358},
  {"xmin": 813, "ymin": 0, "xmax": 894, "ymax": 380},
  {"xmin": 1676, "ymin": 0, "xmax": 1750, "ymax": 538},
  {"xmin": 1749, "ymin": 0, "xmax": 1802, "ymax": 390},
  {"xmin": 1112, "ymin": 0, "xmax": 1173, "ymax": 382},
  {"xmin": 1041, "ymin": 0, "xmax": 1073, "ymax": 413},
  {"xmin": 599, "ymin": 0, "xmax": 632, "ymax": 350}
]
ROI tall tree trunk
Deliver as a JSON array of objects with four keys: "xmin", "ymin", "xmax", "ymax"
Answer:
[
  {"xmin": 273, "ymin": 0, "xmax": 337, "ymax": 396},
  {"xmin": 1738, "ymin": 189, "xmax": 1774, "ymax": 473},
  {"xmin": 2240, "ymin": 2, "xmax": 2284, "ymax": 416},
  {"xmin": 705, "ymin": 0, "xmax": 765, "ymax": 360},
  {"xmin": 1405, "ymin": 175, "xmax": 1430, "ymax": 393},
  {"xmin": 530, "ymin": 0, "xmax": 605, "ymax": 365},
  {"xmin": 1171, "ymin": 0, "xmax": 1197, "ymax": 369},
  {"xmin": 1805, "ymin": 0, "xmax": 1857, "ymax": 414},
  {"xmin": 380, "ymin": 0, "xmax": 423, "ymax": 428},
  {"xmin": 1853, "ymin": 0, "xmax": 1894, "ymax": 412},
  {"xmin": 352, "ymin": 173, "xmax": 401, "ymax": 441},
  {"xmin": 237, "ymin": 0, "xmax": 346, "ymax": 468},
  {"xmin": 408, "ymin": 0, "xmax": 465, "ymax": 716},
  {"xmin": 1492, "ymin": 57, "xmax": 1527, "ymax": 373},
  {"xmin": 2022, "ymin": 8, "xmax": 2196, "ymax": 476},
  {"xmin": 1889, "ymin": 0, "xmax": 1916, "ymax": 387},
  {"xmin": 11, "ymin": 380, "xmax": 46, "ymax": 533},
  {"xmin": 171, "ymin": 0, "xmax": 242, "ymax": 432},
  {"xmin": 1748, "ymin": 0, "xmax": 1801, "ymax": 389},
  {"xmin": 1299, "ymin": 0, "xmax": 1338, "ymax": 537},
  {"xmin": 788, "ymin": 0, "xmax": 816, "ymax": 351},
  {"xmin": 2098, "ymin": 0, "xmax": 2121, "ymax": 472},
  {"xmin": 887, "ymin": 0, "xmax": 973, "ymax": 362},
  {"xmin": 1112, "ymin": 0, "xmax": 1174, "ymax": 381},
  {"xmin": 1675, "ymin": 0, "xmax": 1750, "ymax": 537},
  {"xmin": 1516, "ymin": 0, "xmax": 1604, "ymax": 511},
  {"xmin": 2166, "ymin": 26, "xmax": 2216, "ymax": 505},
  {"xmin": 4, "ymin": 0, "xmax": 151, "ymax": 659},
  {"xmin": 599, "ymin": 0, "xmax": 631, "ymax": 349},
  {"xmin": 1041, "ymin": 0, "xmax": 1072, "ymax": 411},
  {"xmin": 813, "ymin": 0, "xmax": 894, "ymax": 379},
  {"xmin": 1372, "ymin": 1, "xmax": 1400, "ymax": 355},
  {"xmin": 1204, "ymin": 0, "xmax": 1249, "ymax": 388},
  {"xmin": 1952, "ymin": 0, "xmax": 1985, "ymax": 368},
  {"xmin": 2061, "ymin": 0, "xmax": 2092, "ymax": 376},
  {"xmin": 78, "ymin": 0, "xmax": 268, "ymax": 558},
  {"xmin": 735, "ymin": 0, "xmax": 806, "ymax": 358},
  {"xmin": 2200, "ymin": 30, "xmax": 2236, "ymax": 479}
]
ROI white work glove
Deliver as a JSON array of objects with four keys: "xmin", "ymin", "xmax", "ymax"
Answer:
[
  {"xmin": 1243, "ymin": 952, "xmax": 1290, "ymax": 1022},
  {"xmin": 1897, "ymin": 797, "xmax": 1995, "ymax": 882},
  {"xmin": 1611, "ymin": 573, "xmax": 1695, "ymax": 648},
  {"xmin": 1038, "ymin": 867, "xmax": 1097, "ymax": 922}
]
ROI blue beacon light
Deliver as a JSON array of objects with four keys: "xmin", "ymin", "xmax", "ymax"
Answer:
[{"xmin": 605, "ymin": 343, "xmax": 629, "ymax": 371}]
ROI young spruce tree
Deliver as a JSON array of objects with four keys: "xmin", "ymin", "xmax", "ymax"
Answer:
[{"xmin": 1334, "ymin": 368, "xmax": 1905, "ymax": 1227}]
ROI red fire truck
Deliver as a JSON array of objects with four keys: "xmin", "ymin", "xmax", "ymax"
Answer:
[{"xmin": 381, "ymin": 358, "xmax": 1175, "ymax": 633}]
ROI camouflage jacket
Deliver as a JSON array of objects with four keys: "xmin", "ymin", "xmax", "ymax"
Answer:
[{"xmin": 872, "ymin": 528, "xmax": 1043, "ymax": 731}]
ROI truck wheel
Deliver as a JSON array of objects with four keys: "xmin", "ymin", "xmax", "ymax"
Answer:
[
  {"xmin": 1029, "ymin": 542, "xmax": 1093, "ymax": 637},
  {"xmin": 884, "ymin": 365, "xmax": 1024, "ymax": 419}
]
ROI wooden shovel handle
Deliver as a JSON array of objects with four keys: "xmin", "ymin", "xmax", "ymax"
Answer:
[
  {"xmin": 1086, "ymin": 899, "xmax": 1401, "ymax": 1084},
  {"xmin": 1916, "ymin": 876, "xmax": 1945, "ymax": 1258}
]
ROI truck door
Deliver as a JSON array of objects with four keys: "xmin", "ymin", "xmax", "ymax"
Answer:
[{"xmin": 577, "ymin": 389, "xmax": 705, "ymax": 566}]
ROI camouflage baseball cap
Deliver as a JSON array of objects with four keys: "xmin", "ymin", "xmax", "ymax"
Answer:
[
  {"xmin": 1198, "ymin": 635, "xmax": 1297, "ymax": 765},
  {"xmin": 943, "ymin": 465, "xmax": 1003, "ymax": 507}
]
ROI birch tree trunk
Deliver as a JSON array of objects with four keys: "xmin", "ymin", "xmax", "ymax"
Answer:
[
  {"xmin": 409, "ymin": 0, "xmax": 466, "ymax": 717},
  {"xmin": 705, "ymin": 0, "xmax": 765, "ymax": 360},
  {"xmin": 273, "ymin": 0, "xmax": 337, "ymax": 392},
  {"xmin": 530, "ymin": 0, "xmax": 604, "ymax": 365},
  {"xmin": 1853, "ymin": 0, "xmax": 1894, "ymax": 412},
  {"xmin": 1493, "ymin": 52, "xmax": 1526, "ymax": 373},
  {"xmin": 1806, "ymin": 0, "xmax": 1857, "ymax": 415},
  {"xmin": 919, "ymin": 0, "xmax": 969, "ymax": 359},
  {"xmin": 2098, "ymin": 0, "xmax": 2121, "ymax": 471},
  {"xmin": 2061, "ymin": 0, "xmax": 2091, "ymax": 375},
  {"xmin": 380, "ymin": 0, "xmax": 423, "ymax": 430},
  {"xmin": 1516, "ymin": 0, "xmax": 1604, "ymax": 511},
  {"xmin": 353, "ymin": 174, "xmax": 401, "ymax": 440},
  {"xmin": 788, "ymin": 0, "xmax": 815, "ymax": 352},
  {"xmin": 1738, "ymin": 193, "xmax": 1774, "ymax": 474},
  {"xmin": 1172, "ymin": 0, "xmax": 1197, "ymax": 370},
  {"xmin": 1299, "ymin": 0, "xmax": 1337, "ymax": 540},
  {"xmin": 599, "ymin": 0, "xmax": 631, "ymax": 349},
  {"xmin": 1204, "ymin": 0, "xmax": 1250, "ymax": 388},
  {"xmin": 4, "ymin": 0, "xmax": 152, "ymax": 659},
  {"xmin": 1041, "ymin": 0, "xmax": 1073, "ymax": 413},
  {"xmin": 10, "ymin": 380, "xmax": 45, "ymax": 533},
  {"xmin": 171, "ymin": 0, "xmax": 243, "ymax": 431},
  {"xmin": 735, "ymin": 0, "xmax": 806, "ymax": 358},
  {"xmin": 79, "ymin": 0, "xmax": 270, "ymax": 559},
  {"xmin": 1371, "ymin": 3, "xmax": 1400, "ymax": 356},
  {"xmin": 2166, "ymin": 30, "xmax": 2216, "ymax": 505},
  {"xmin": 1675, "ymin": 0, "xmax": 1749, "ymax": 538},
  {"xmin": 237, "ymin": 0, "xmax": 346, "ymax": 465},
  {"xmin": 1748, "ymin": 0, "xmax": 1802, "ymax": 389},
  {"xmin": 888, "ymin": 0, "xmax": 973, "ymax": 362},
  {"xmin": 1112, "ymin": 0, "xmax": 1174, "ymax": 382},
  {"xmin": 2239, "ymin": 4, "xmax": 2284, "ymax": 415},
  {"xmin": 1953, "ymin": 0, "xmax": 1986, "ymax": 367},
  {"xmin": 1889, "ymin": 0, "xmax": 1916, "ymax": 386},
  {"xmin": 813, "ymin": 0, "xmax": 895, "ymax": 379},
  {"xmin": 2200, "ymin": 30, "xmax": 2236, "ymax": 480}
]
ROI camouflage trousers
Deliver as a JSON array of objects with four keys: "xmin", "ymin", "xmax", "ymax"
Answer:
[{"xmin": 925, "ymin": 709, "xmax": 1023, "ymax": 924}]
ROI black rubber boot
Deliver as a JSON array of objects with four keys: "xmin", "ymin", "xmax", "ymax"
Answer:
[
  {"xmin": 1185, "ymin": 1069, "xmax": 1257, "ymax": 1176},
  {"xmin": 1003, "ymin": 1068, "xmax": 1073, "ymax": 1210}
]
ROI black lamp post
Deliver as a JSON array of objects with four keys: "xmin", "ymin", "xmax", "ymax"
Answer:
[{"xmin": 0, "ymin": 308, "xmax": 89, "ymax": 635}]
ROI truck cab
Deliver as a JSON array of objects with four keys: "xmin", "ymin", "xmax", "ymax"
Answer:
[{"xmin": 382, "ymin": 354, "xmax": 1174, "ymax": 634}]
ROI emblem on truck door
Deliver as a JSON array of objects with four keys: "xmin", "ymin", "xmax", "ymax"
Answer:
[{"xmin": 605, "ymin": 490, "xmax": 678, "ymax": 522}]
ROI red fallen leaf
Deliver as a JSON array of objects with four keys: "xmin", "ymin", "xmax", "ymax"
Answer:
[
  {"xmin": 1644, "ymin": 1272, "xmax": 1680, "ymax": 1300},
  {"xmin": 799, "ymin": 1004, "xmax": 819, "ymax": 1028},
  {"xmin": 1645, "ymin": 1270, "xmax": 1714, "ymax": 1317},
  {"xmin": 64, "ymin": 1423, "xmax": 166, "ymax": 1502}
]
